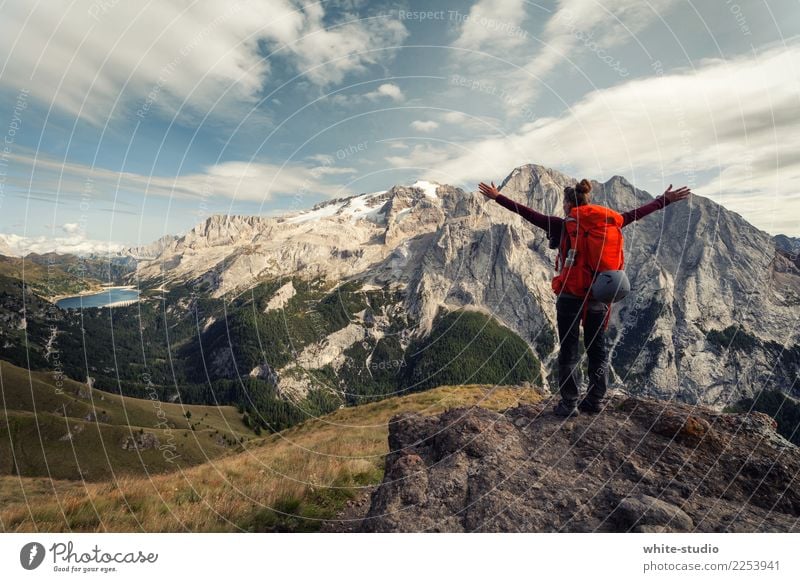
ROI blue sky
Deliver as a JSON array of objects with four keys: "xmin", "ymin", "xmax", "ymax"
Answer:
[{"xmin": 0, "ymin": 0, "xmax": 799, "ymax": 254}]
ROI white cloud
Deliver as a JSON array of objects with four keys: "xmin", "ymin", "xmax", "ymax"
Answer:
[
  {"xmin": 328, "ymin": 82, "xmax": 405, "ymax": 106},
  {"xmin": 306, "ymin": 153, "xmax": 335, "ymax": 165},
  {"xmin": 519, "ymin": 0, "xmax": 677, "ymax": 102},
  {"xmin": 450, "ymin": 0, "xmax": 679, "ymax": 115},
  {"xmin": 393, "ymin": 44, "xmax": 800, "ymax": 236},
  {"xmin": 311, "ymin": 166, "xmax": 358, "ymax": 176},
  {"xmin": 451, "ymin": 0, "xmax": 529, "ymax": 52},
  {"xmin": 5, "ymin": 150, "xmax": 349, "ymax": 203},
  {"xmin": 441, "ymin": 111, "xmax": 469, "ymax": 124},
  {"xmin": 0, "ymin": 1, "xmax": 408, "ymax": 124},
  {"xmin": 366, "ymin": 83, "xmax": 404, "ymax": 101},
  {"xmin": 438, "ymin": 109, "xmax": 501, "ymax": 131},
  {"xmin": 61, "ymin": 223, "xmax": 81, "ymax": 235},
  {"xmin": 0, "ymin": 233, "xmax": 124, "ymax": 256},
  {"xmin": 410, "ymin": 120, "xmax": 439, "ymax": 132},
  {"xmin": 385, "ymin": 142, "xmax": 453, "ymax": 171},
  {"xmin": 171, "ymin": 160, "xmax": 347, "ymax": 200}
]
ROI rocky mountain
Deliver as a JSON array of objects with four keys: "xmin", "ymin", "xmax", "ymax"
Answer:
[
  {"xmin": 132, "ymin": 177, "xmax": 561, "ymax": 400},
  {"xmin": 774, "ymin": 234, "xmax": 800, "ymax": 257},
  {"xmin": 134, "ymin": 184, "xmax": 437, "ymax": 298},
  {"xmin": 132, "ymin": 164, "xmax": 800, "ymax": 410},
  {"xmin": 122, "ymin": 234, "xmax": 178, "ymax": 260},
  {"xmin": 358, "ymin": 394, "xmax": 799, "ymax": 532}
]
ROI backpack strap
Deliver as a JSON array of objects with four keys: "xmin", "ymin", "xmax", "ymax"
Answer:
[
  {"xmin": 582, "ymin": 300, "xmax": 612, "ymax": 330},
  {"xmin": 559, "ymin": 218, "xmax": 575, "ymax": 262}
]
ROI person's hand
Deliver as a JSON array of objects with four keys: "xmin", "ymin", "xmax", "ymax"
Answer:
[
  {"xmin": 478, "ymin": 181, "xmax": 500, "ymax": 200},
  {"xmin": 662, "ymin": 184, "xmax": 692, "ymax": 203}
]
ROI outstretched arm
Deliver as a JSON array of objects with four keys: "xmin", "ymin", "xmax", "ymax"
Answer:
[
  {"xmin": 620, "ymin": 184, "xmax": 691, "ymax": 227},
  {"xmin": 478, "ymin": 181, "xmax": 563, "ymax": 241}
]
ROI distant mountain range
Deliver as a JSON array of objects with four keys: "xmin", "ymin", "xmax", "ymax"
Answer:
[
  {"xmin": 1, "ymin": 164, "xmax": 798, "ymax": 427},
  {"xmin": 129, "ymin": 165, "xmax": 800, "ymax": 408}
]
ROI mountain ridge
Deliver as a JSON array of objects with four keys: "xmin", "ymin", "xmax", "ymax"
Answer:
[
  {"xmin": 127, "ymin": 163, "xmax": 800, "ymax": 409},
  {"xmin": 1, "ymin": 163, "xmax": 797, "ymax": 430}
]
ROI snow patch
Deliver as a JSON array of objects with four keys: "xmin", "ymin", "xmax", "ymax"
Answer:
[
  {"xmin": 412, "ymin": 180, "xmax": 439, "ymax": 199},
  {"xmin": 284, "ymin": 203, "xmax": 341, "ymax": 224},
  {"xmin": 282, "ymin": 190, "xmax": 388, "ymax": 225},
  {"xmin": 394, "ymin": 208, "xmax": 412, "ymax": 223},
  {"xmin": 340, "ymin": 191, "xmax": 388, "ymax": 223}
]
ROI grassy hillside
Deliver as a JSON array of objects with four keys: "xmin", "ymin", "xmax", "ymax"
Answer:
[
  {"xmin": 0, "ymin": 382, "xmax": 543, "ymax": 532},
  {"xmin": 24, "ymin": 252, "xmax": 135, "ymax": 287},
  {"xmin": 0, "ymin": 254, "xmax": 101, "ymax": 298},
  {"xmin": 0, "ymin": 360, "xmax": 256, "ymax": 481}
]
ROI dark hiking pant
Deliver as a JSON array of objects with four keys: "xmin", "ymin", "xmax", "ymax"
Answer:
[{"xmin": 556, "ymin": 295, "xmax": 609, "ymax": 406}]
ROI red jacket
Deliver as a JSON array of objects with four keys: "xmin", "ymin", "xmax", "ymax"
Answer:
[
  {"xmin": 493, "ymin": 191, "xmax": 671, "ymax": 249},
  {"xmin": 494, "ymin": 190, "xmax": 671, "ymax": 308}
]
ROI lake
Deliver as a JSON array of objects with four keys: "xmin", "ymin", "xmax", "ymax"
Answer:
[{"xmin": 56, "ymin": 287, "xmax": 141, "ymax": 309}]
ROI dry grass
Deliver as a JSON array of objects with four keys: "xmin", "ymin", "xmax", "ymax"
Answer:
[{"xmin": 0, "ymin": 384, "xmax": 542, "ymax": 532}]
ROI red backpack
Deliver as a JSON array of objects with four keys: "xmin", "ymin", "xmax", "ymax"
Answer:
[{"xmin": 551, "ymin": 204, "xmax": 624, "ymax": 327}]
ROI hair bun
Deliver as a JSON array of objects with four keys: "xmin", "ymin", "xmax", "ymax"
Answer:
[{"xmin": 576, "ymin": 179, "xmax": 592, "ymax": 195}]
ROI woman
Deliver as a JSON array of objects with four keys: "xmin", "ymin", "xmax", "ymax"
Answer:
[{"xmin": 478, "ymin": 178, "xmax": 691, "ymax": 417}]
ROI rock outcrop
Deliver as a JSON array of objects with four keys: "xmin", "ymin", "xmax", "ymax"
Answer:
[
  {"xmin": 773, "ymin": 234, "xmax": 800, "ymax": 258},
  {"xmin": 122, "ymin": 234, "xmax": 178, "ymax": 260},
  {"xmin": 359, "ymin": 394, "xmax": 799, "ymax": 532},
  {"xmin": 121, "ymin": 432, "xmax": 161, "ymax": 451}
]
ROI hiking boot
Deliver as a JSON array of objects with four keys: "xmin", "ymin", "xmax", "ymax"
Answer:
[
  {"xmin": 578, "ymin": 397, "xmax": 604, "ymax": 414},
  {"xmin": 553, "ymin": 400, "xmax": 580, "ymax": 417}
]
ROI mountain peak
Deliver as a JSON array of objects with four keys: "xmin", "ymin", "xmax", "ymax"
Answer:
[
  {"xmin": 606, "ymin": 174, "xmax": 633, "ymax": 187},
  {"xmin": 410, "ymin": 180, "xmax": 441, "ymax": 198},
  {"xmin": 358, "ymin": 393, "xmax": 798, "ymax": 532},
  {"xmin": 496, "ymin": 164, "xmax": 650, "ymax": 215},
  {"xmin": 502, "ymin": 163, "xmax": 575, "ymax": 189}
]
